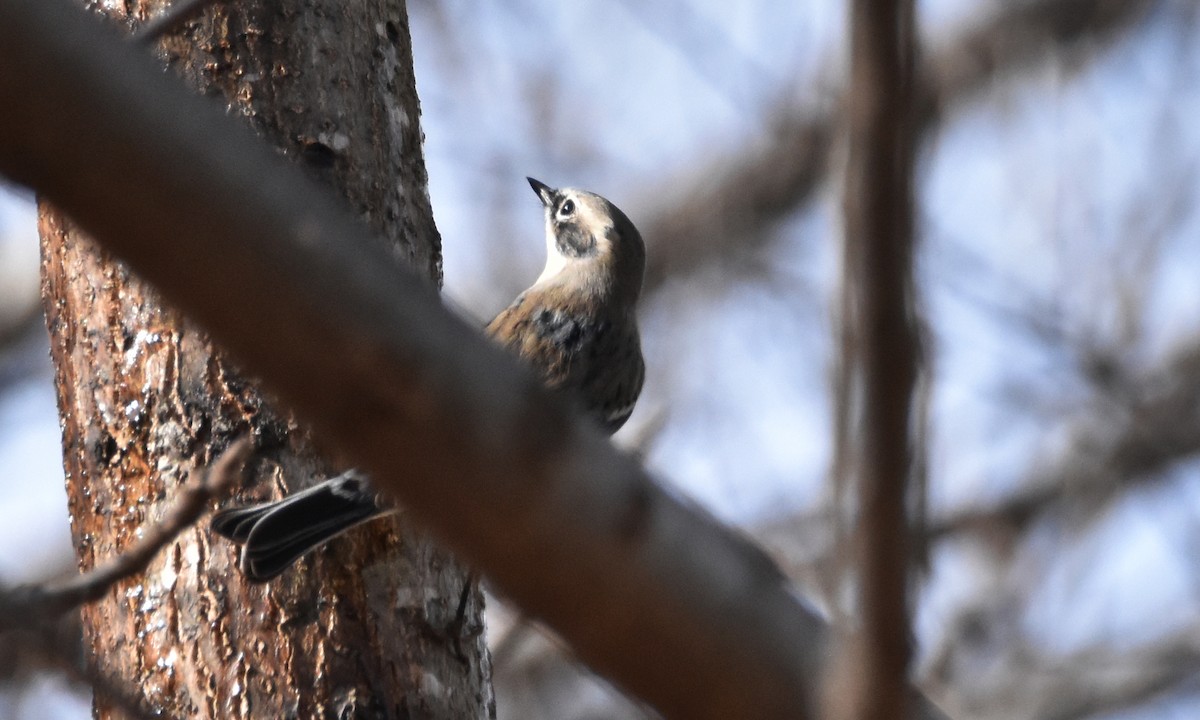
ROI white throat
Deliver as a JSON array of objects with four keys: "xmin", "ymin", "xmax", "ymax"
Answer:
[{"xmin": 534, "ymin": 227, "xmax": 570, "ymax": 285}]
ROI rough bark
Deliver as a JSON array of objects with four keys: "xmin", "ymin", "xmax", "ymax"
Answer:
[{"xmin": 37, "ymin": 1, "xmax": 491, "ymax": 717}]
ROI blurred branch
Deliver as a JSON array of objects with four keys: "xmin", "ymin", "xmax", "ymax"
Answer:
[
  {"xmin": 831, "ymin": 0, "xmax": 920, "ymax": 717},
  {"xmin": 0, "ymin": 610, "xmax": 79, "ymax": 685},
  {"xmin": 0, "ymin": 3, "xmax": 822, "ymax": 717},
  {"xmin": 928, "ymin": 338, "xmax": 1200, "ymax": 541},
  {"xmin": 641, "ymin": 0, "xmax": 1152, "ymax": 296},
  {"xmin": 488, "ymin": 600, "xmax": 660, "ymax": 720},
  {"xmin": 928, "ymin": 615, "xmax": 1200, "ymax": 720},
  {"xmin": 3, "ymin": 623, "xmax": 168, "ymax": 720}
]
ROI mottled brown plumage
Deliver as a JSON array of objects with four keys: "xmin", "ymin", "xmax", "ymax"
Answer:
[
  {"xmin": 488, "ymin": 287, "xmax": 644, "ymax": 433},
  {"xmin": 486, "ymin": 179, "xmax": 644, "ymax": 432},
  {"xmin": 212, "ymin": 178, "xmax": 646, "ymax": 581}
]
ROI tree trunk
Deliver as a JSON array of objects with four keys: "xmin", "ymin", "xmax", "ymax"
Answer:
[{"xmin": 38, "ymin": 1, "xmax": 492, "ymax": 717}]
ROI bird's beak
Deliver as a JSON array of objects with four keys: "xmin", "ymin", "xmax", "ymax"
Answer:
[{"xmin": 527, "ymin": 177, "xmax": 555, "ymax": 207}]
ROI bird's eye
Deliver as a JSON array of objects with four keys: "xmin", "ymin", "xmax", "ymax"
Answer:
[{"xmin": 559, "ymin": 199, "xmax": 575, "ymax": 217}]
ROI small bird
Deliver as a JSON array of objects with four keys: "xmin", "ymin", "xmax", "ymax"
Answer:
[{"xmin": 211, "ymin": 178, "xmax": 646, "ymax": 581}]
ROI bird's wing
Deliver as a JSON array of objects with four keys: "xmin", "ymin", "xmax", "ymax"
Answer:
[
  {"xmin": 486, "ymin": 286, "xmax": 643, "ymax": 433},
  {"xmin": 485, "ymin": 288, "xmax": 578, "ymax": 391}
]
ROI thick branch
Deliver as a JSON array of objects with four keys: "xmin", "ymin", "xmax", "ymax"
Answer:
[
  {"xmin": 641, "ymin": 0, "xmax": 1151, "ymax": 296},
  {"xmin": 0, "ymin": 2, "xmax": 821, "ymax": 717}
]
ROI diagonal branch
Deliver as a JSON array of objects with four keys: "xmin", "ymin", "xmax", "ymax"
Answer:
[
  {"xmin": 0, "ymin": 6, "xmax": 956, "ymax": 717},
  {"xmin": 0, "ymin": 438, "xmax": 248, "ymax": 626},
  {"xmin": 0, "ymin": 3, "xmax": 822, "ymax": 718},
  {"xmin": 0, "ymin": 440, "xmax": 245, "ymax": 720}
]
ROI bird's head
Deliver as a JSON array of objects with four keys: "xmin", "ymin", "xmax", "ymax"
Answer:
[{"xmin": 527, "ymin": 177, "xmax": 645, "ymax": 306}]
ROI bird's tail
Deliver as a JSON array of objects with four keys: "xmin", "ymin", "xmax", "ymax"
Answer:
[{"xmin": 210, "ymin": 470, "xmax": 389, "ymax": 582}]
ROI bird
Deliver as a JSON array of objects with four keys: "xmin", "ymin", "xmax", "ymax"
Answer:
[{"xmin": 211, "ymin": 177, "xmax": 646, "ymax": 582}]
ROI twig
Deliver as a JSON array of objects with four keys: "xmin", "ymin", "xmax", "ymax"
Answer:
[
  {"xmin": 0, "ymin": 438, "xmax": 249, "ymax": 625},
  {"xmin": 133, "ymin": 0, "xmax": 227, "ymax": 47}
]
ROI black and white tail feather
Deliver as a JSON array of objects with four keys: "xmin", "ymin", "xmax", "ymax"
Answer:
[{"xmin": 210, "ymin": 470, "xmax": 389, "ymax": 582}]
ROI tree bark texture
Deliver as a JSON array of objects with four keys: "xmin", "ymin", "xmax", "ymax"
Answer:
[{"xmin": 38, "ymin": 1, "xmax": 492, "ymax": 718}]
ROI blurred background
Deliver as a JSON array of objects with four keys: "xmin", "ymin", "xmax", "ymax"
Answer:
[{"xmin": 3, "ymin": 0, "xmax": 1200, "ymax": 718}]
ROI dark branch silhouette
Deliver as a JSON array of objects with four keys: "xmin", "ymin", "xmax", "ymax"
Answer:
[{"xmin": 0, "ymin": 3, "xmax": 822, "ymax": 717}]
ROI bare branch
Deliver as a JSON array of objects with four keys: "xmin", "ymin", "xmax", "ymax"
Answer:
[{"xmin": 0, "ymin": 438, "xmax": 248, "ymax": 625}]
